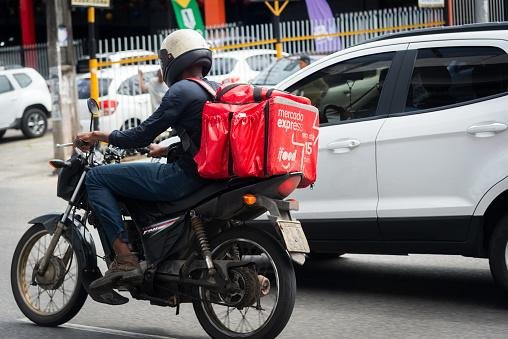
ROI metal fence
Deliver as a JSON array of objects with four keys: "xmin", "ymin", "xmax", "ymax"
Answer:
[
  {"xmin": 0, "ymin": 41, "xmax": 85, "ymax": 79},
  {"xmin": 452, "ymin": 0, "xmax": 505, "ymax": 25},
  {"xmin": 0, "ymin": 6, "xmax": 445, "ymax": 131},
  {"xmin": 95, "ymin": 6, "xmax": 444, "ymax": 77},
  {"xmin": 88, "ymin": 6, "xmax": 445, "ymax": 131}
]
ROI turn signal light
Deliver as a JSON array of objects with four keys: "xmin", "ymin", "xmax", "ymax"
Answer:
[
  {"xmin": 243, "ymin": 194, "xmax": 257, "ymax": 205},
  {"xmin": 48, "ymin": 159, "xmax": 70, "ymax": 169}
]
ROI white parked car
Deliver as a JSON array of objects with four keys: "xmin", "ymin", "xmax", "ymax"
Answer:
[
  {"xmin": 76, "ymin": 64, "xmax": 161, "ymax": 132},
  {"xmin": 0, "ymin": 67, "xmax": 51, "ymax": 139},
  {"xmin": 208, "ymin": 49, "xmax": 288, "ymax": 84},
  {"xmin": 269, "ymin": 24, "xmax": 508, "ymax": 290}
]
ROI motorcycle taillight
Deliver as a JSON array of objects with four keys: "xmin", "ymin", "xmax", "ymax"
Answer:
[{"xmin": 277, "ymin": 176, "xmax": 301, "ymax": 197}]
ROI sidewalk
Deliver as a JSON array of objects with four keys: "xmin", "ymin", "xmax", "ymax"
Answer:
[{"xmin": 0, "ymin": 129, "xmax": 57, "ymax": 182}]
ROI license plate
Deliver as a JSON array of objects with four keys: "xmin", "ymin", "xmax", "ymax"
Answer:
[{"xmin": 276, "ymin": 220, "xmax": 310, "ymax": 253}]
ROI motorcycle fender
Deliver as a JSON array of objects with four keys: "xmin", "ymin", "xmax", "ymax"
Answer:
[{"xmin": 28, "ymin": 214, "xmax": 101, "ymax": 290}]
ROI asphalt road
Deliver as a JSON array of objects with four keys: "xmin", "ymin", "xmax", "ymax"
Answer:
[{"xmin": 2, "ymin": 129, "xmax": 508, "ymax": 338}]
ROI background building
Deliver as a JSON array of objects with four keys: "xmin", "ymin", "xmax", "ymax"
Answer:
[{"xmin": 1, "ymin": 0, "xmax": 418, "ymax": 47}]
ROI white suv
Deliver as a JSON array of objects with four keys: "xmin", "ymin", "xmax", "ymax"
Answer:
[
  {"xmin": 273, "ymin": 24, "xmax": 508, "ymax": 291},
  {"xmin": 0, "ymin": 67, "xmax": 52, "ymax": 139}
]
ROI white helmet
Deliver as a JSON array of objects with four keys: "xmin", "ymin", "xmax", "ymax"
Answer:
[{"xmin": 158, "ymin": 29, "xmax": 212, "ymax": 86}]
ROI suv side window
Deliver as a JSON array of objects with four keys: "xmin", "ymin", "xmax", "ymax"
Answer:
[
  {"xmin": 288, "ymin": 52, "xmax": 394, "ymax": 125},
  {"xmin": 405, "ymin": 46, "xmax": 508, "ymax": 112},
  {"xmin": 118, "ymin": 75, "xmax": 141, "ymax": 96},
  {"xmin": 246, "ymin": 54, "xmax": 276, "ymax": 72},
  {"xmin": 13, "ymin": 73, "xmax": 32, "ymax": 88},
  {"xmin": 0, "ymin": 75, "xmax": 14, "ymax": 94}
]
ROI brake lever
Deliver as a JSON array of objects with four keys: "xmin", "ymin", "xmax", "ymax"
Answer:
[
  {"xmin": 73, "ymin": 138, "xmax": 90, "ymax": 149},
  {"xmin": 136, "ymin": 147, "xmax": 150, "ymax": 155}
]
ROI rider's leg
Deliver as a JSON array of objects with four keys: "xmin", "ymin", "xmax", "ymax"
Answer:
[
  {"xmin": 86, "ymin": 161, "xmax": 205, "ymax": 281},
  {"xmin": 86, "ymin": 167, "xmax": 141, "ymax": 282}
]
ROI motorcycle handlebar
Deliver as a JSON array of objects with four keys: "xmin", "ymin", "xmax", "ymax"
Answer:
[
  {"xmin": 56, "ymin": 143, "xmax": 75, "ymax": 148},
  {"xmin": 136, "ymin": 147, "xmax": 150, "ymax": 155}
]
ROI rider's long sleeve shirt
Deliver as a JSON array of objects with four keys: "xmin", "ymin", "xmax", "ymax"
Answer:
[{"xmin": 108, "ymin": 78, "xmax": 216, "ymax": 172}]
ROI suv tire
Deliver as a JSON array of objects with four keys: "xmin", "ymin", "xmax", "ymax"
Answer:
[
  {"xmin": 21, "ymin": 108, "xmax": 47, "ymax": 138},
  {"xmin": 489, "ymin": 214, "xmax": 508, "ymax": 293},
  {"xmin": 0, "ymin": 130, "xmax": 5, "ymax": 139}
]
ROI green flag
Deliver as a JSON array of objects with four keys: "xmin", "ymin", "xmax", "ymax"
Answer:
[{"xmin": 171, "ymin": 0, "xmax": 205, "ymax": 36}]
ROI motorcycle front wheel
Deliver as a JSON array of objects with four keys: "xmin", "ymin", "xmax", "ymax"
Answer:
[
  {"xmin": 193, "ymin": 226, "xmax": 296, "ymax": 339},
  {"xmin": 11, "ymin": 223, "xmax": 88, "ymax": 326}
]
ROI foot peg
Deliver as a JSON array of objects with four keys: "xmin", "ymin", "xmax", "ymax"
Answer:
[
  {"xmin": 89, "ymin": 269, "xmax": 142, "ymax": 305},
  {"xmin": 89, "ymin": 288, "xmax": 129, "ymax": 305}
]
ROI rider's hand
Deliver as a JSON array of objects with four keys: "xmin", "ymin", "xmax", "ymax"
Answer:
[
  {"xmin": 148, "ymin": 143, "xmax": 168, "ymax": 158},
  {"xmin": 75, "ymin": 131, "xmax": 111, "ymax": 151},
  {"xmin": 74, "ymin": 133, "xmax": 93, "ymax": 151}
]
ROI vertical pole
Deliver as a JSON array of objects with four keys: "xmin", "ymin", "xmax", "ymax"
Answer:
[
  {"xmin": 475, "ymin": 0, "xmax": 490, "ymax": 23},
  {"xmin": 19, "ymin": 0, "xmax": 37, "ymax": 68},
  {"xmin": 47, "ymin": 0, "xmax": 80, "ymax": 160},
  {"xmin": 88, "ymin": 7, "xmax": 99, "ymax": 130},
  {"xmin": 265, "ymin": 0, "xmax": 287, "ymax": 59},
  {"xmin": 273, "ymin": 14, "xmax": 282, "ymax": 59},
  {"xmin": 444, "ymin": 0, "xmax": 454, "ymax": 25},
  {"xmin": 274, "ymin": 1, "xmax": 282, "ymax": 59}
]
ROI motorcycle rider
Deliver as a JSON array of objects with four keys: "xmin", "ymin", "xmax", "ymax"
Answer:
[{"xmin": 75, "ymin": 29, "xmax": 218, "ymax": 293}]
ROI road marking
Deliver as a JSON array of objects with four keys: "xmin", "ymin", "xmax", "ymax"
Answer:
[{"xmin": 20, "ymin": 318, "xmax": 175, "ymax": 338}]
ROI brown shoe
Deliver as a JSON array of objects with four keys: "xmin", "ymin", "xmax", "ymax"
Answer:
[
  {"xmin": 89, "ymin": 239, "xmax": 142, "ymax": 302},
  {"xmin": 105, "ymin": 238, "xmax": 142, "ymax": 277}
]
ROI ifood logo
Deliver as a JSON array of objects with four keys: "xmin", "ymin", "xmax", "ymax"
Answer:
[{"xmin": 278, "ymin": 147, "xmax": 297, "ymax": 169}]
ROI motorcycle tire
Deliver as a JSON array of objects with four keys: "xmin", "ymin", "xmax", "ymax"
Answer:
[
  {"xmin": 193, "ymin": 226, "xmax": 296, "ymax": 339},
  {"xmin": 11, "ymin": 223, "xmax": 88, "ymax": 326}
]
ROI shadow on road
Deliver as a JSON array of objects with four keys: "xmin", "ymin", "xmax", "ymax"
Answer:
[
  {"xmin": 296, "ymin": 255, "xmax": 508, "ymax": 311},
  {"xmin": 0, "ymin": 134, "xmax": 30, "ymax": 144}
]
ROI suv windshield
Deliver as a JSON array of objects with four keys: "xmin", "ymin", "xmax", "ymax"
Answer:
[
  {"xmin": 252, "ymin": 58, "xmax": 300, "ymax": 85},
  {"xmin": 77, "ymin": 78, "xmax": 111, "ymax": 99}
]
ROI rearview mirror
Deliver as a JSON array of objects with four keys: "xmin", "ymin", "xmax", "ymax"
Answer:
[{"xmin": 87, "ymin": 98, "xmax": 100, "ymax": 116}]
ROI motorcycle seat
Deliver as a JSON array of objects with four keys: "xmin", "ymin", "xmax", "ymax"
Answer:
[{"xmin": 121, "ymin": 177, "xmax": 263, "ymax": 223}]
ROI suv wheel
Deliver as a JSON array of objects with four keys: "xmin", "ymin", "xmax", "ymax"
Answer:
[
  {"xmin": 0, "ymin": 130, "xmax": 5, "ymax": 139},
  {"xmin": 489, "ymin": 214, "xmax": 508, "ymax": 293},
  {"xmin": 21, "ymin": 108, "xmax": 48, "ymax": 138}
]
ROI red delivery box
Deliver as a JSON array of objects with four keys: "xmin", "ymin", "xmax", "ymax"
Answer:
[{"xmin": 194, "ymin": 84, "xmax": 319, "ymax": 188}]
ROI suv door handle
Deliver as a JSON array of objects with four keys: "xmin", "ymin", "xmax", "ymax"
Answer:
[
  {"xmin": 327, "ymin": 139, "xmax": 360, "ymax": 153},
  {"xmin": 467, "ymin": 122, "xmax": 507, "ymax": 137}
]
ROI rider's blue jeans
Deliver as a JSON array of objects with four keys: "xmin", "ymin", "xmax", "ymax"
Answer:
[{"xmin": 85, "ymin": 162, "xmax": 206, "ymax": 245}]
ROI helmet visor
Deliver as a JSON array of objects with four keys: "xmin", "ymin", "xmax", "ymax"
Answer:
[{"xmin": 158, "ymin": 49, "xmax": 174, "ymax": 85}]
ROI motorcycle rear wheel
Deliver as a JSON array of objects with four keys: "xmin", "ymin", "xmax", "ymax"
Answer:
[
  {"xmin": 11, "ymin": 224, "xmax": 88, "ymax": 326},
  {"xmin": 193, "ymin": 227, "xmax": 296, "ymax": 339}
]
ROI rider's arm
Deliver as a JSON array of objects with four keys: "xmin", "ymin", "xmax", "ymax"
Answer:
[{"xmin": 108, "ymin": 83, "xmax": 186, "ymax": 149}]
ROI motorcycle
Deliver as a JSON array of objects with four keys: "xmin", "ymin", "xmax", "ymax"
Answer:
[{"xmin": 10, "ymin": 98, "xmax": 310, "ymax": 339}]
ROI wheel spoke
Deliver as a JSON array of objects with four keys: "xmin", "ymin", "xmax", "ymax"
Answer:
[
  {"xmin": 199, "ymin": 238, "xmax": 281, "ymax": 335},
  {"xmin": 16, "ymin": 230, "xmax": 79, "ymax": 316}
]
